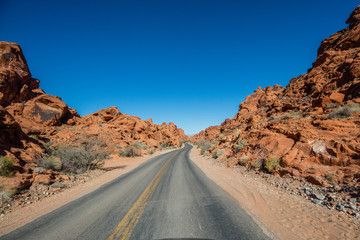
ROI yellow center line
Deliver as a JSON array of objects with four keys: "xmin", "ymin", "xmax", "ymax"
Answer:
[{"xmin": 108, "ymin": 151, "xmax": 179, "ymax": 240}]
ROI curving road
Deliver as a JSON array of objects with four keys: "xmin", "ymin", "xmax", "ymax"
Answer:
[{"xmin": 1, "ymin": 144, "xmax": 269, "ymax": 240}]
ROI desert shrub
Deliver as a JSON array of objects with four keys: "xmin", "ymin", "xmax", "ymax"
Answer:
[
  {"xmin": 42, "ymin": 139, "xmax": 109, "ymax": 174},
  {"xmin": 56, "ymin": 145, "xmax": 108, "ymax": 173},
  {"xmin": 0, "ymin": 185, "xmax": 16, "ymax": 205},
  {"xmin": 200, "ymin": 143, "xmax": 212, "ymax": 155},
  {"xmin": 0, "ymin": 157, "xmax": 14, "ymax": 177},
  {"xmin": 133, "ymin": 142, "xmax": 148, "ymax": 150},
  {"xmin": 118, "ymin": 145, "xmax": 141, "ymax": 158},
  {"xmin": 212, "ymin": 151, "xmax": 218, "ymax": 159},
  {"xmin": 159, "ymin": 142, "xmax": 169, "ymax": 149},
  {"xmin": 239, "ymin": 155, "xmax": 249, "ymax": 166},
  {"xmin": 250, "ymin": 159, "xmax": 264, "ymax": 170},
  {"xmin": 233, "ymin": 129, "xmax": 241, "ymax": 136},
  {"xmin": 264, "ymin": 156, "xmax": 280, "ymax": 173},
  {"xmin": 37, "ymin": 155, "xmax": 62, "ymax": 171},
  {"xmin": 212, "ymin": 149, "xmax": 224, "ymax": 159},
  {"xmin": 0, "ymin": 191, "xmax": 12, "ymax": 205},
  {"xmin": 325, "ymin": 172, "xmax": 335, "ymax": 184},
  {"xmin": 147, "ymin": 147, "xmax": 155, "ymax": 155},
  {"xmin": 328, "ymin": 104, "xmax": 360, "ymax": 119},
  {"xmin": 274, "ymin": 111, "xmax": 302, "ymax": 121},
  {"xmin": 29, "ymin": 134, "xmax": 39, "ymax": 139},
  {"xmin": 234, "ymin": 139, "xmax": 247, "ymax": 154}
]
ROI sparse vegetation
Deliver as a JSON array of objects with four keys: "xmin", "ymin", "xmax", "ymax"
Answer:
[
  {"xmin": 239, "ymin": 155, "xmax": 249, "ymax": 166},
  {"xmin": 212, "ymin": 149, "xmax": 224, "ymax": 159},
  {"xmin": 118, "ymin": 145, "xmax": 141, "ymax": 157},
  {"xmin": 325, "ymin": 172, "xmax": 335, "ymax": 184},
  {"xmin": 29, "ymin": 134, "xmax": 39, "ymax": 139},
  {"xmin": 40, "ymin": 139, "xmax": 109, "ymax": 174},
  {"xmin": 264, "ymin": 156, "xmax": 280, "ymax": 173},
  {"xmin": 328, "ymin": 104, "xmax": 360, "ymax": 119},
  {"xmin": 196, "ymin": 140, "xmax": 213, "ymax": 155},
  {"xmin": 232, "ymin": 129, "xmax": 241, "ymax": 136},
  {"xmin": 147, "ymin": 147, "xmax": 155, "ymax": 155},
  {"xmin": 37, "ymin": 155, "xmax": 62, "ymax": 171},
  {"xmin": 273, "ymin": 111, "xmax": 302, "ymax": 121},
  {"xmin": 250, "ymin": 159, "xmax": 264, "ymax": 170},
  {"xmin": 118, "ymin": 142, "xmax": 153, "ymax": 157},
  {"xmin": 158, "ymin": 142, "xmax": 175, "ymax": 150},
  {"xmin": 133, "ymin": 142, "xmax": 149, "ymax": 150},
  {"xmin": 0, "ymin": 190, "xmax": 13, "ymax": 205},
  {"xmin": 212, "ymin": 150, "xmax": 218, "ymax": 159},
  {"xmin": 234, "ymin": 139, "xmax": 247, "ymax": 153},
  {"xmin": 0, "ymin": 156, "xmax": 14, "ymax": 177}
]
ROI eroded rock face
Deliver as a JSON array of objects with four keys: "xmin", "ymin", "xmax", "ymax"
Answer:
[
  {"xmin": 0, "ymin": 41, "xmax": 187, "ymax": 193},
  {"xmin": 53, "ymin": 106, "xmax": 186, "ymax": 150},
  {"xmin": 0, "ymin": 42, "xmax": 39, "ymax": 106},
  {"xmin": 192, "ymin": 6, "xmax": 360, "ymax": 187}
]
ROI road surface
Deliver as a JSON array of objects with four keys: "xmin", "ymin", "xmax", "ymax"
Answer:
[{"xmin": 1, "ymin": 144, "xmax": 270, "ymax": 240}]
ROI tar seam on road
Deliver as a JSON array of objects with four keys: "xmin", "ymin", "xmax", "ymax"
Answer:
[{"xmin": 108, "ymin": 151, "xmax": 179, "ymax": 240}]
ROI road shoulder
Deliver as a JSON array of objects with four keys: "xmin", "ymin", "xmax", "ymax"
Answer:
[{"xmin": 189, "ymin": 146, "xmax": 359, "ymax": 240}]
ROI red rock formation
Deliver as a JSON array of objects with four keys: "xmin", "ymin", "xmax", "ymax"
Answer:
[
  {"xmin": 0, "ymin": 42, "xmax": 39, "ymax": 106},
  {"xmin": 52, "ymin": 106, "xmax": 186, "ymax": 150},
  {"xmin": 0, "ymin": 41, "xmax": 186, "ymax": 192},
  {"xmin": 192, "ymin": 6, "xmax": 360, "ymax": 186}
]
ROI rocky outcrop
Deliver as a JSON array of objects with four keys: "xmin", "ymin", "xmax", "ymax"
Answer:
[
  {"xmin": 192, "ymin": 6, "xmax": 360, "ymax": 187},
  {"xmin": 0, "ymin": 42, "xmax": 39, "ymax": 106},
  {"xmin": 0, "ymin": 41, "xmax": 186, "ymax": 194},
  {"xmin": 52, "ymin": 106, "xmax": 186, "ymax": 150}
]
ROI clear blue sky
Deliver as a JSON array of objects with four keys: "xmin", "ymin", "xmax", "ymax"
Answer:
[{"xmin": 1, "ymin": 1, "xmax": 358, "ymax": 135}]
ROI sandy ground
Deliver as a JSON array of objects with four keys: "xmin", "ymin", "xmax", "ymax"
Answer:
[
  {"xmin": 0, "ymin": 149, "xmax": 173, "ymax": 236},
  {"xmin": 189, "ymin": 146, "xmax": 360, "ymax": 240}
]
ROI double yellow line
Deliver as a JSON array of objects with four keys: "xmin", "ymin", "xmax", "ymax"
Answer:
[{"xmin": 108, "ymin": 151, "xmax": 179, "ymax": 240}]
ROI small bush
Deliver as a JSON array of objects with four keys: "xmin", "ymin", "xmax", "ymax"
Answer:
[
  {"xmin": 147, "ymin": 147, "xmax": 155, "ymax": 155},
  {"xmin": 264, "ymin": 156, "xmax": 280, "ymax": 173},
  {"xmin": 200, "ymin": 143, "xmax": 212, "ymax": 155},
  {"xmin": 38, "ymin": 155, "xmax": 62, "ymax": 171},
  {"xmin": 250, "ymin": 159, "xmax": 264, "ymax": 170},
  {"xmin": 133, "ymin": 142, "xmax": 148, "ymax": 150},
  {"xmin": 274, "ymin": 111, "xmax": 302, "ymax": 121},
  {"xmin": 0, "ymin": 185, "xmax": 16, "ymax": 204},
  {"xmin": 41, "ymin": 139, "xmax": 109, "ymax": 174},
  {"xmin": 239, "ymin": 155, "xmax": 249, "ymax": 166},
  {"xmin": 328, "ymin": 104, "xmax": 360, "ymax": 119},
  {"xmin": 325, "ymin": 172, "xmax": 335, "ymax": 184},
  {"xmin": 118, "ymin": 145, "xmax": 141, "ymax": 157},
  {"xmin": 57, "ymin": 145, "xmax": 108, "ymax": 173},
  {"xmin": 29, "ymin": 134, "xmax": 39, "ymax": 139},
  {"xmin": 0, "ymin": 191, "xmax": 12, "ymax": 205},
  {"xmin": 0, "ymin": 157, "xmax": 14, "ymax": 177},
  {"xmin": 212, "ymin": 149, "xmax": 224, "ymax": 159},
  {"xmin": 234, "ymin": 139, "xmax": 247, "ymax": 153}
]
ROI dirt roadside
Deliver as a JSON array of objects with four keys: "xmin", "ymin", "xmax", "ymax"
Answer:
[
  {"xmin": 189, "ymin": 146, "xmax": 360, "ymax": 240},
  {"xmin": 0, "ymin": 149, "xmax": 173, "ymax": 236}
]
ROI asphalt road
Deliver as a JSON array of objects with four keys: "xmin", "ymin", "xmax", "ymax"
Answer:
[{"xmin": 1, "ymin": 144, "xmax": 270, "ymax": 240}]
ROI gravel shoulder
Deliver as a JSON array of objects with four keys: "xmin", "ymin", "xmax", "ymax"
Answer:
[
  {"xmin": 189, "ymin": 146, "xmax": 360, "ymax": 240},
  {"xmin": 0, "ymin": 150, "xmax": 173, "ymax": 236}
]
